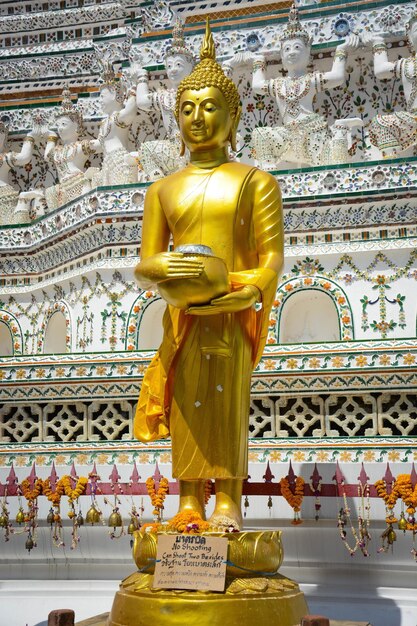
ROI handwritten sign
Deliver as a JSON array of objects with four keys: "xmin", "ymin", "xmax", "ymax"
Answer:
[{"xmin": 153, "ymin": 534, "xmax": 228, "ymax": 592}]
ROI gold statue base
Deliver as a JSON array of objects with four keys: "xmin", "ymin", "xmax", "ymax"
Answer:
[{"xmin": 107, "ymin": 530, "xmax": 308, "ymax": 626}]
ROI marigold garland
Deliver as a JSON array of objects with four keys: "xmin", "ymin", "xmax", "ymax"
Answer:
[
  {"xmin": 42, "ymin": 478, "xmax": 65, "ymax": 507},
  {"xmin": 146, "ymin": 476, "xmax": 169, "ymax": 517},
  {"xmin": 61, "ymin": 475, "xmax": 88, "ymax": 503},
  {"xmin": 280, "ymin": 475, "xmax": 305, "ymax": 524},
  {"xmin": 167, "ymin": 511, "xmax": 210, "ymax": 534},
  {"xmin": 395, "ymin": 474, "xmax": 417, "ymax": 531},
  {"xmin": 142, "ymin": 521, "xmax": 161, "ymax": 533},
  {"xmin": 375, "ymin": 474, "xmax": 417, "ymax": 532},
  {"xmin": 374, "ymin": 478, "xmax": 398, "ymax": 510},
  {"xmin": 20, "ymin": 478, "xmax": 43, "ymax": 502}
]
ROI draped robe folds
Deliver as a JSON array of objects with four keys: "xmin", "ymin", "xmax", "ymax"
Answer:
[{"xmin": 134, "ymin": 162, "xmax": 283, "ymax": 480}]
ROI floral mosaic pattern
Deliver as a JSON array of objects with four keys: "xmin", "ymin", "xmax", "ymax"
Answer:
[
  {"xmin": 0, "ymin": 437, "xmax": 415, "ymax": 468},
  {"xmin": 0, "ymin": 272, "xmax": 140, "ymax": 355},
  {"xmin": 1, "ymin": 340, "xmax": 416, "ymax": 389},
  {"xmin": 0, "ymin": 310, "xmax": 23, "ymax": 355},
  {"xmin": 0, "ymin": 247, "xmax": 416, "ymax": 354},
  {"xmin": 126, "ymin": 289, "xmax": 160, "ymax": 351}
]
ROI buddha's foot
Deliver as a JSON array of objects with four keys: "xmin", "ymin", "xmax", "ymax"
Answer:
[{"xmin": 178, "ymin": 480, "xmax": 205, "ymax": 518}]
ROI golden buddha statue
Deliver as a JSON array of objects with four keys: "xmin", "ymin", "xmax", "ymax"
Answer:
[
  {"xmin": 134, "ymin": 19, "xmax": 284, "ymax": 530},
  {"xmin": 106, "ymin": 21, "xmax": 308, "ymax": 626}
]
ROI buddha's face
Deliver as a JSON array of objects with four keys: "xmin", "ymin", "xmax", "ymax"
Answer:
[
  {"xmin": 281, "ymin": 37, "xmax": 310, "ymax": 72},
  {"xmin": 409, "ymin": 21, "xmax": 417, "ymax": 51},
  {"xmin": 166, "ymin": 54, "xmax": 194, "ymax": 85},
  {"xmin": 56, "ymin": 115, "xmax": 79, "ymax": 141},
  {"xmin": 179, "ymin": 86, "xmax": 232, "ymax": 152}
]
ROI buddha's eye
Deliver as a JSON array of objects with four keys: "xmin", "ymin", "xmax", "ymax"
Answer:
[
  {"xmin": 182, "ymin": 106, "xmax": 193, "ymax": 116},
  {"xmin": 204, "ymin": 103, "xmax": 216, "ymax": 112}
]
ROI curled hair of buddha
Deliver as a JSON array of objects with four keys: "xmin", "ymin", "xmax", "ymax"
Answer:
[{"xmin": 175, "ymin": 18, "xmax": 241, "ymax": 125}]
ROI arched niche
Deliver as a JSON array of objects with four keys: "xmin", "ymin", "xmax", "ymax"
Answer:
[
  {"xmin": 43, "ymin": 311, "xmax": 68, "ymax": 354},
  {"xmin": 0, "ymin": 321, "xmax": 13, "ymax": 356},
  {"xmin": 136, "ymin": 298, "xmax": 166, "ymax": 350},
  {"xmin": 279, "ymin": 289, "xmax": 341, "ymax": 344},
  {"xmin": 270, "ymin": 276, "xmax": 354, "ymax": 344}
]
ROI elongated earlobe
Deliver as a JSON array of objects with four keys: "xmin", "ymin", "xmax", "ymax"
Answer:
[
  {"xmin": 230, "ymin": 129, "xmax": 237, "ymax": 152},
  {"xmin": 179, "ymin": 138, "xmax": 186, "ymax": 157}
]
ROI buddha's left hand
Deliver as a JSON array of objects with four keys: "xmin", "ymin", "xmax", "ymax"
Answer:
[{"xmin": 186, "ymin": 285, "xmax": 260, "ymax": 315}]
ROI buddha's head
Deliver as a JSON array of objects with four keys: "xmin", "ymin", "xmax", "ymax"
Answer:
[
  {"xmin": 165, "ymin": 19, "xmax": 196, "ymax": 87},
  {"xmin": 175, "ymin": 19, "xmax": 241, "ymax": 154},
  {"xmin": 279, "ymin": 4, "xmax": 312, "ymax": 72}
]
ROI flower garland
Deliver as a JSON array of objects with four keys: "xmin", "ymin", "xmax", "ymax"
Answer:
[
  {"xmin": 395, "ymin": 474, "xmax": 417, "ymax": 531},
  {"xmin": 61, "ymin": 476, "xmax": 88, "ymax": 549},
  {"xmin": 337, "ymin": 481, "xmax": 371, "ymax": 557},
  {"xmin": 280, "ymin": 475, "xmax": 305, "ymax": 524},
  {"xmin": 374, "ymin": 478, "xmax": 399, "ymax": 522},
  {"xmin": 42, "ymin": 478, "xmax": 65, "ymax": 507},
  {"xmin": 20, "ymin": 478, "xmax": 43, "ymax": 503},
  {"xmin": 42, "ymin": 478, "xmax": 65, "ymax": 547},
  {"xmin": 167, "ymin": 511, "xmax": 210, "ymax": 534},
  {"xmin": 146, "ymin": 476, "xmax": 169, "ymax": 519},
  {"xmin": 61, "ymin": 475, "xmax": 88, "ymax": 504},
  {"xmin": 19, "ymin": 478, "xmax": 43, "ymax": 551}
]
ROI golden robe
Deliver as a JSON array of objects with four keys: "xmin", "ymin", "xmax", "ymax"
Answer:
[{"xmin": 134, "ymin": 161, "xmax": 283, "ymax": 480}]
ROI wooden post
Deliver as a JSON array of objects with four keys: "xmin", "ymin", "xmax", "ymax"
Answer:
[{"xmin": 48, "ymin": 609, "xmax": 75, "ymax": 626}]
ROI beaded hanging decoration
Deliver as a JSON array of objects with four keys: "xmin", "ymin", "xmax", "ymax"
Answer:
[{"xmin": 337, "ymin": 479, "xmax": 371, "ymax": 557}]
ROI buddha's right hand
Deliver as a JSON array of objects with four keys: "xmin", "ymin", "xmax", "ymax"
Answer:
[{"xmin": 135, "ymin": 252, "xmax": 204, "ymax": 288}]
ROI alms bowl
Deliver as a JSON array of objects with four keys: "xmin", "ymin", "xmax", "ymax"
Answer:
[{"xmin": 157, "ymin": 245, "xmax": 229, "ymax": 310}]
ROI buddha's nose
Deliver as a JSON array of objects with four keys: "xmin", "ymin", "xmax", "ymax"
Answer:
[{"xmin": 191, "ymin": 106, "xmax": 203, "ymax": 122}]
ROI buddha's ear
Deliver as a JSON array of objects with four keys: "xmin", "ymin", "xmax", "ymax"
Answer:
[
  {"xmin": 229, "ymin": 104, "xmax": 242, "ymax": 152},
  {"xmin": 179, "ymin": 138, "xmax": 186, "ymax": 156}
]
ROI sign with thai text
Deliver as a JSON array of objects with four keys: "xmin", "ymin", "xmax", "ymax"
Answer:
[{"xmin": 153, "ymin": 534, "xmax": 228, "ymax": 592}]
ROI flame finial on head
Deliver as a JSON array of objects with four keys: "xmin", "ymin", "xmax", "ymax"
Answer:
[
  {"xmin": 165, "ymin": 17, "xmax": 196, "ymax": 65},
  {"xmin": 99, "ymin": 58, "xmax": 125, "ymax": 104},
  {"xmin": 279, "ymin": 2, "xmax": 312, "ymax": 47},
  {"xmin": 200, "ymin": 17, "xmax": 216, "ymax": 61}
]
